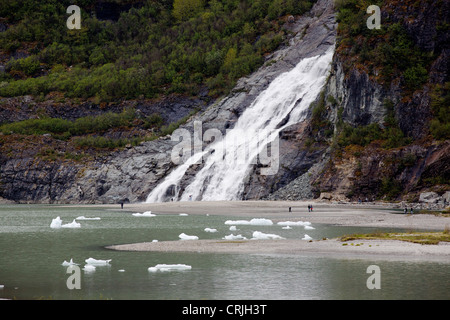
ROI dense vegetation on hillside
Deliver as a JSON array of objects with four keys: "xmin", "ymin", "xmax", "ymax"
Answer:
[{"xmin": 0, "ymin": 0, "xmax": 315, "ymax": 101}]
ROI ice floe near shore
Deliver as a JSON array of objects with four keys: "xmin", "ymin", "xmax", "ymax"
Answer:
[
  {"xmin": 83, "ymin": 265, "xmax": 96, "ymax": 272},
  {"xmin": 252, "ymin": 231, "xmax": 284, "ymax": 240},
  {"xmin": 62, "ymin": 220, "xmax": 81, "ymax": 228},
  {"xmin": 148, "ymin": 264, "xmax": 192, "ymax": 272},
  {"xmin": 302, "ymin": 234, "xmax": 313, "ymax": 240},
  {"xmin": 132, "ymin": 211, "xmax": 156, "ymax": 217},
  {"xmin": 179, "ymin": 233, "xmax": 199, "ymax": 240},
  {"xmin": 85, "ymin": 257, "xmax": 111, "ymax": 266},
  {"xmin": 76, "ymin": 216, "xmax": 101, "ymax": 220},
  {"xmin": 50, "ymin": 217, "xmax": 80, "ymax": 229},
  {"xmin": 204, "ymin": 228, "xmax": 217, "ymax": 233},
  {"xmin": 277, "ymin": 221, "xmax": 311, "ymax": 226},
  {"xmin": 223, "ymin": 234, "xmax": 247, "ymax": 240},
  {"xmin": 61, "ymin": 258, "xmax": 78, "ymax": 266},
  {"xmin": 50, "ymin": 216, "xmax": 63, "ymax": 228},
  {"xmin": 224, "ymin": 218, "xmax": 273, "ymax": 226}
]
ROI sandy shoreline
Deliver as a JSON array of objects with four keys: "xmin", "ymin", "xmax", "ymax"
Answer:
[
  {"xmin": 100, "ymin": 200, "xmax": 450, "ymax": 260},
  {"xmin": 99, "ymin": 200, "xmax": 448, "ymax": 230}
]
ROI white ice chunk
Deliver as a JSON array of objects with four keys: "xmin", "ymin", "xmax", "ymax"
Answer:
[
  {"xmin": 50, "ymin": 216, "xmax": 63, "ymax": 229},
  {"xmin": 302, "ymin": 234, "xmax": 313, "ymax": 240},
  {"xmin": 179, "ymin": 233, "xmax": 199, "ymax": 240},
  {"xmin": 118, "ymin": 269, "xmax": 125, "ymax": 272},
  {"xmin": 85, "ymin": 257, "xmax": 111, "ymax": 266},
  {"xmin": 179, "ymin": 213, "xmax": 189, "ymax": 216},
  {"xmin": 222, "ymin": 234, "xmax": 247, "ymax": 240},
  {"xmin": 61, "ymin": 219, "xmax": 81, "ymax": 228},
  {"xmin": 252, "ymin": 231, "xmax": 284, "ymax": 240},
  {"xmin": 132, "ymin": 211, "xmax": 156, "ymax": 217},
  {"xmin": 148, "ymin": 264, "xmax": 192, "ymax": 272},
  {"xmin": 83, "ymin": 265, "xmax": 96, "ymax": 272},
  {"xmin": 304, "ymin": 225, "xmax": 315, "ymax": 230},
  {"xmin": 282, "ymin": 226, "xmax": 292, "ymax": 230},
  {"xmin": 277, "ymin": 221, "xmax": 311, "ymax": 227},
  {"xmin": 229, "ymin": 226, "xmax": 237, "ymax": 231},
  {"xmin": 204, "ymin": 228, "xmax": 218, "ymax": 233},
  {"xmin": 75, "ymin": 216, "xmax": 101, "ymax": 220},
  {"xmin": 61, "ymin": 258, "xmax": 78, "ymax": 266},
  {"xmin": 224, "ymin": 218, "xmax": 273, "ymax": 225}
]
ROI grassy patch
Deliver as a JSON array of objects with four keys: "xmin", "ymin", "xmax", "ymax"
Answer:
[
  {"xmin": 340, "ymin": 231, "xmax": 450, "ymax": 245},
  {"xmin": 415, "ymin": 209, "xmax": 450, "ymax": 217}
]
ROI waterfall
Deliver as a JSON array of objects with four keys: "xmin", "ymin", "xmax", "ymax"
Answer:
[{"xmin": 146, "ymin": 45, "xmax": 334, "ymax": 203}]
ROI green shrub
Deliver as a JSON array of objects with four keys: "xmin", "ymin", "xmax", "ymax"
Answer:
[
  {"xmin": 0, "ymin": 108, "xmax": 136, "ymax": 137},
  {"xmin": 7, "ymin": 56, "xmax": 41, "ymax": 76},
  {"xmin": 379, "ymin": 176, "xmax": 402, "ymax": 200},
  {"xmin": 429, "ymin": 82, "xmax": 450, "ymax": 140},
  {"xmin": 403, "ymin": 65, "xmax": 428, "ymax": 91}
]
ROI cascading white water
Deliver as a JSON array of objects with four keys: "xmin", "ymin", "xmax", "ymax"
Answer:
[{"xmin": 146, "ymin": 46, "xmax": 334, "ymax": 203}]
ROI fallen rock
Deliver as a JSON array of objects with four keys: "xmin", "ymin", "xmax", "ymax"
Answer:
[{"xmin": 419, "ymin": 192, "xmax": 441, "ymax": 203}]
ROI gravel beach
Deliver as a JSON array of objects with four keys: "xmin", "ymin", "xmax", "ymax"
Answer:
[{"xmin": 102, "ymin": 200, "xmax": 450, "ymax": 260}]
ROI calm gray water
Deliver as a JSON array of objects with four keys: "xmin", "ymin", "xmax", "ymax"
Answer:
[{"xmin": 0, "ymin": 204, "xmax": 448, "ymax": 300}]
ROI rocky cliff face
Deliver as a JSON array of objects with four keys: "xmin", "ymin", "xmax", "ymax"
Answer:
[
  {"xmin": 0, "ymin": 0, "xmax": 448, "ymax": 204},
  {"xmin": 297, "ymin": 0, "xmax": 450, "ymax": 203}
]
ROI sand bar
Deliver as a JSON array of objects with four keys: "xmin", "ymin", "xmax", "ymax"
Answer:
[
  {"xmin": 104, "ymin": 201, "xmax": 450, "ymax": 260},
  {"xmin": 106, "ymin": 238, "xmax": 450, "ymax": 261}
]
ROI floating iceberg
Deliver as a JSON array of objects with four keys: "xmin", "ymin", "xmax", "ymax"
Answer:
[
  {"xmin": 85, "ymin": 257, "xmax": 111, "ymax": 266},
  {"xmin": 302, "ymin": 234, "xmax": 313, "ymax": 240},
  {"xmin": 179, "ymin": 233, "xmax": 199, "ymax": 240},
  {"xmin": 61, "ymin": 258, "xmax": 79, "ymax": 266},
  {"xmin": 252, "ymin": 231, "xmax": 284, "ymax": 240},
  {"xmin": 179, "ymin": 213, "xmax": 189, "ymax": 216},
  {"xmin": 224, "ymin": 218, "xmax": 273, "ymax": 226},
  {"xmin": 132, "ymin": 211, "xmax": 156, "ymax": 217},
  {"xmin": 229, "ymin": 226, "xmax": 237, "ymax": 231},
  {"xmin": 83, "ymin": 265, "xmax": 96, "ymax": 272},
  {"xmin": 51, "ymin": 217, "xmax": 81, "ymax": 229},
  {"xmin": 76, "ymin": 216, "xmax": 101, "ymax": 220},
  {"xmin": 223, "ymin": 234, "xmax": 247, "ymax": 240},
  {"xmin": 148, "ymin": 264, "xmax": 192, "ymax": 272},
  {"xmin": 50, "ymin": 216, "xmax": 63, "ymax": 229},
  {"xmin": 118, "ymin": 269, "xmax": 125, "ymax": 272},
  {"xmin": 62, "ymin": 219, "xmax": 81, "ymax": 228},
  {"xmin": 304, "ymin": 225, "xmax": 315, "ymax": 230},
  {"xmin": 282, "ymin": 226, "xmax": 292, "ymax": 230},
  {"xmin": 204, "ymin": 228, "xmax": 218, "ymax": 233},
  {"xmin": 277, "ymin": 221, "xmax": 311, "ymax": 227}
]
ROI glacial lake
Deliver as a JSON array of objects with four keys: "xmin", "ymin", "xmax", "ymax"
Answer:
[{"xmin": 0, "ymin": 204, "xmax": 448, "ymax": 300}]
